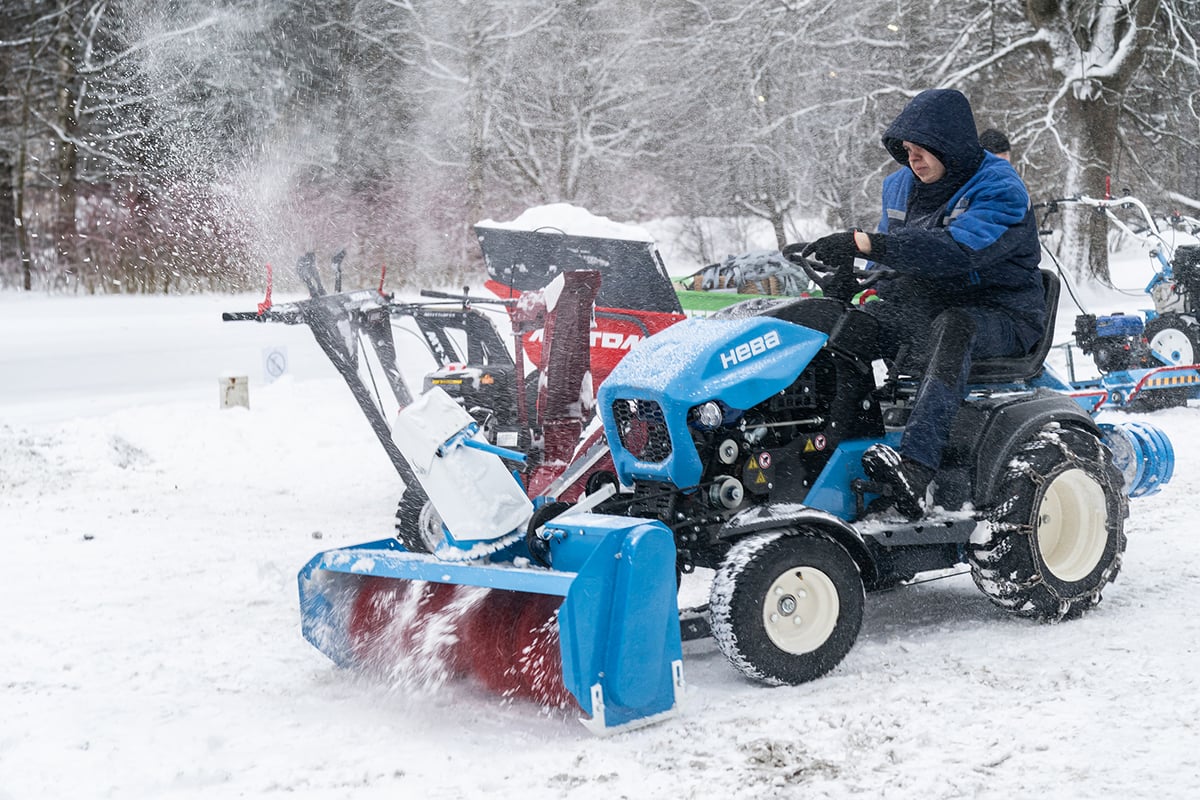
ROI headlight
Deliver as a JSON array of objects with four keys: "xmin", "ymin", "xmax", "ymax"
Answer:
[{"xmin": 695, "ymin": 401, "xmax": 723, "ymax": 428}]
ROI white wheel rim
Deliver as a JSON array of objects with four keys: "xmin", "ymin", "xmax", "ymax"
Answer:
[
  {"xmin": 1149, "ymin": 327, "xmax": 1194, "ymax": 365},
  {"xmin": 761, "ymin": 566, "xmax": 840, "ymax": 654},
  {"xmin": 1036, "ymin": 468, "xmax": 1108, "ymax": 582}
]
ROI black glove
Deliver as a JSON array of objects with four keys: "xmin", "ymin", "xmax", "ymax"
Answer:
[
  {"xmin": 866, "ymin": 232, "xmax": 888, "ymax": 260},
  {"xmin": 801, "ymin": 232, "xmax": 859, "ymax": 267}
]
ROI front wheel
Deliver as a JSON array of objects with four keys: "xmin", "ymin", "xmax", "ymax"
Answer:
[
  {"xmin": 394, "ymin": 488, "xmax": 446, "ymax": 553},
  {"xmin": 709, "ymin": 531, "xmax": 864, "ymax": 685},
  {"xmin": 970, "ymin": 424, "xmax": 1127, "ymax": 620}
]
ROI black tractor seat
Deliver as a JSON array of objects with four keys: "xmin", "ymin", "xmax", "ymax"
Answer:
[{"xmin": 966, "ymin": 269, "xmax": 1060, "ymax": 384}]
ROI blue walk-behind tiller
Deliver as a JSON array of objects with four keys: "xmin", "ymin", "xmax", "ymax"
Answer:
[{"xmin": 298, "ymin": 387, "xmax": 685, "ymax": 734}]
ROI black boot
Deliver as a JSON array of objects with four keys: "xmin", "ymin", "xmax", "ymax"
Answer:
[{"xmin": 861, "ymin": 443, "xmax": 934, "ymax": 521}]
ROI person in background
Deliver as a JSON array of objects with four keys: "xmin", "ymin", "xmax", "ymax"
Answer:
[
  {"xmin": 978, "ymin": 127, "xmax": 1011, "ymax": 161},
  {"xmin": 802, "ymin": 90, "xmax": 1043, "ymax": 519}
]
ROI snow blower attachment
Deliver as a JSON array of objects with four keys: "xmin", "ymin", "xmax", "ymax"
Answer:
[
  {"xmin": 225, "ymin": 252, "xmax": 684, "ymax": 731},
  {"xmin": 299, "ymin": 386, "xmax": 685, "ymax": 733}
]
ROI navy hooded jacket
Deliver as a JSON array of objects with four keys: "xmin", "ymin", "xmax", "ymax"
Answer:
[{"xmin": 873, "ymin": 89, "xmax": 1045, "ymax": 352}]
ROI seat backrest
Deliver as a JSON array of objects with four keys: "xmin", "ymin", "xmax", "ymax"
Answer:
[{"xmin": 967, "ymin": 269, "xmax": 1060, "ymax": 384}]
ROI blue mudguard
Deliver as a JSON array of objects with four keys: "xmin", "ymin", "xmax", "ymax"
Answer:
[
  {"xmin": 298, "ymin": 513, "xmax": 684, "ymax": 734},
  {"xmin": 598, "ymin": 316, "xmax": 826, "ymax": 487}
]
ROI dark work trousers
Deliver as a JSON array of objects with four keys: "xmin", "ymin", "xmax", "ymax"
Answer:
[{"xmin": 865, "ymin": 294, "xmax": 1022, "ymax": 469}]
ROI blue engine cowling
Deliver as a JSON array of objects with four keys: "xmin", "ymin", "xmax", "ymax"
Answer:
[{"xmin": 596, "ymin": 316, "xmax": 827, "ymax": 489}]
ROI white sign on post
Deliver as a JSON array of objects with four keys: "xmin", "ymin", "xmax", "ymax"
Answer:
[{"xmin": 262, "ymin": 346, "xmax": 289, "ymax": 384}]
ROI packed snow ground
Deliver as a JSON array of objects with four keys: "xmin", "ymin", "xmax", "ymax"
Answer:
[{"xmin": 3, "ymin": 247, "xmax": 1200, "ymax": 799}]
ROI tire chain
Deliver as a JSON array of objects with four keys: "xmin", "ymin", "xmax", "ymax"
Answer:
[{"xmin": 969, "ymin": 425, "xmax": 1126, "ymax": 621}]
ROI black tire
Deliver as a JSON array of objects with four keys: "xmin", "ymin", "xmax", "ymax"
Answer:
[
  {"xmin": 1143, "ymin": 313, "xmax": 1200, "ymax": 367},
  {"xmin": 969, "ymin": 424, "xmax": 1128, "ymax": 621},
  {"xmin": 709, "ymin": 531, "xmax": 864, "ymax": 685},
  {"xmin": 525, "ymin": 501, "xmax": 571, "ymax": 567},
  {"xmin": 394, "ymin": 488, "xmax": 445, "ymax": 553}
]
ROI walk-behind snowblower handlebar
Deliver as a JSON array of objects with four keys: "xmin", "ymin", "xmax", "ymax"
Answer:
[
  {"xmin": 419, "ymin": 287, "xmax": 518, "ymax": 308},
  {"xmin": 1034, "ymin": 194, "xmax": 1154, "ymax": 214},
  {"xmin": 221, "ymin": 308, "xmax": 305, "ymax": 324},
  {"xmin": 416, "ymin": 288, "xmax": 537, "ymax": 336},
  {"xmin": 221, "ymin": 281, "xmax": 424, "ymax": 488},
  {"xmin": 1032, "ymin": 195, "xmax": 1176, "ymax": 276}
]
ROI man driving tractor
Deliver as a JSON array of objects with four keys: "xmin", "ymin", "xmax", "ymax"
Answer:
[{"xmin": 803, "ymin": 88, "xmax": 1044, "ymax": 519}]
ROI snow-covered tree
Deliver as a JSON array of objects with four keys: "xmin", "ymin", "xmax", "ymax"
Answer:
[
  {"xmin": 4, "ymin": 0, "xmax": 1200, "ymax": 291},
  {"xmin": 1017, "ymin": 0, "xmax": 1164, "ymax": 280}
]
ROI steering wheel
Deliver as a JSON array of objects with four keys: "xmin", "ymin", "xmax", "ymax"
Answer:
[{"xmin": 781, "ymin": 242, "xmax": 890, "ymax": 304}]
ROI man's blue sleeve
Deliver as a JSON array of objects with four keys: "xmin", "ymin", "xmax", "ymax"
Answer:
[{"xmin": 880, "ymin": 168, "xmax": 1031, "ymax": 279}]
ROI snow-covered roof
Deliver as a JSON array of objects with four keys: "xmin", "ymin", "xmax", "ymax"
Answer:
[{"xmin": 476, "ymin": 203, "xmax": 654, "ymax": 243}]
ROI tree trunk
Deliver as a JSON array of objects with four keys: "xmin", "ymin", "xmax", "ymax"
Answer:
[
  {"xmin": 1058, "ymin": 89, "xmax": 1123, "ymax": 282},
  {"xmin": 13, "ymin": 145, "xmax": 33, "ymax": 291},
  {"xmin": 55, "ymin": 12, "xmax": 80, "ymax": 283},
  {"xmin": 1025, "ymin": 0, "xmax": 1162, "ymax": 283},
  {"xmin": 771, "ymin": 211, "xmax": 787, "ymax": 250},
  {"xmin": 0, "ymin": 151, "xmax": 16, "ymax": 278},
  {"xmin": 15, "ymin": 35, "xmax": 36, "ymax": 292},
  {"xmin": 463, "ymin": 20, "xmax": 487, "ymax": 272}
]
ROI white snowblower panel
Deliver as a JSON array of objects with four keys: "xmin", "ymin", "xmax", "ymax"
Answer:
[{"xmin": 391, "ymin": 386, "xmax": 533, "ymax": 543}]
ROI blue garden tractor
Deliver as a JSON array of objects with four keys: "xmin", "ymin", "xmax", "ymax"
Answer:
[
  {"xmin": 583, "ymin": 249, "xmax": 1172, "ymax": 685},
  {"xmin": 281, "ymin": 245, "xmax": 1172, "ymax": 731}
]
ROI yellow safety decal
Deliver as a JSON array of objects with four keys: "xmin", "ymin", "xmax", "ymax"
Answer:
[{"xmin": 1146, "ymin": 375, "xmax": 1199, "ymax": 387}]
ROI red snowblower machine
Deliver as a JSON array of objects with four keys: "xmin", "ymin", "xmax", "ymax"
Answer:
[{"xmin": 224, "ymin": 228, "xmax": 689, "ymax": 733}]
